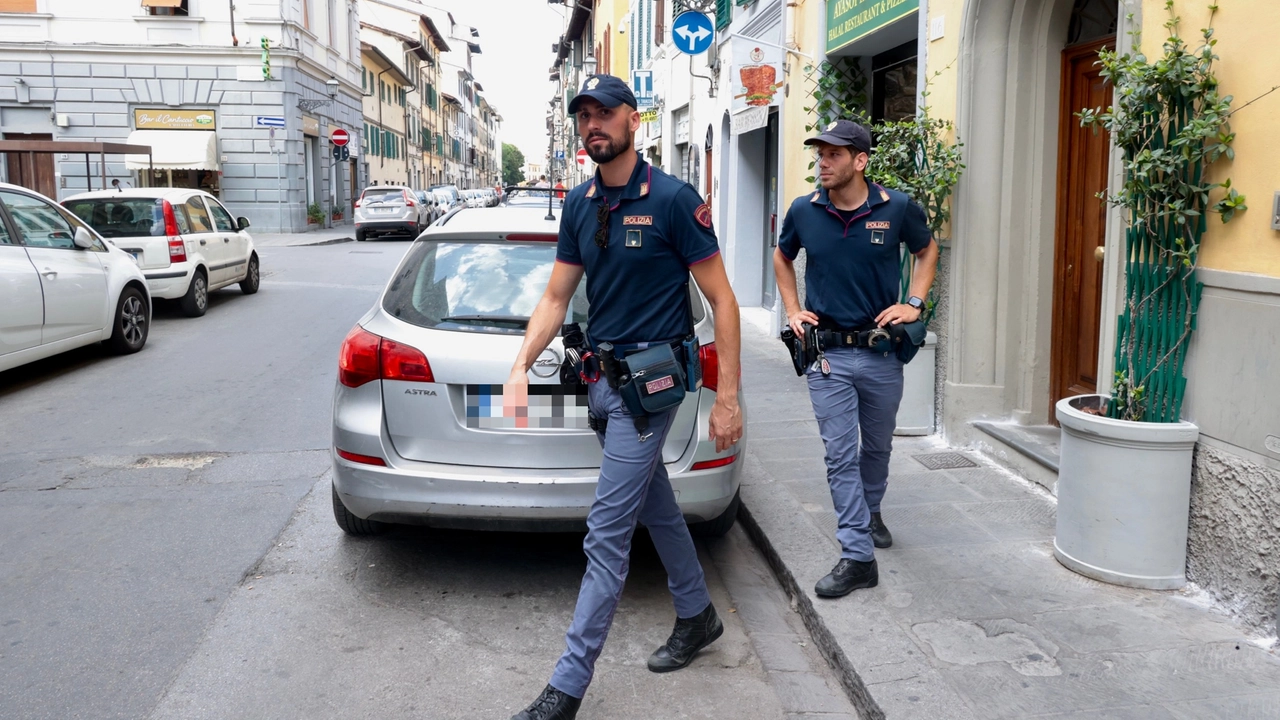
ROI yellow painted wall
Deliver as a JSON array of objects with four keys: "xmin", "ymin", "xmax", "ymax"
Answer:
[
  {"xmin": 1146, "ymin": 1, "xmax": 1280, "ymax": 276},
  {"xmin": 922, "ymin": 1, "xmax": 963, "ymax": 127},
  {"xmin": 592, "ymin": 0, "xmax": 631, "ymax": 81},
  {"xmin": 783, "ymin": 0, "xmax": 825, "ymax": 204}
]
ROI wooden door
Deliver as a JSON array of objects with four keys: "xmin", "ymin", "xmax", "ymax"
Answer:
[
  {"xmin": 4, "ymin": 133, "xmax": 55, "ymax": 199},
  {"xmin": 1050, "ymin": 37, "xmax": 1115, "ymax": 413}
]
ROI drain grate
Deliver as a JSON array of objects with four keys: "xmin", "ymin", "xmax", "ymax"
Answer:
[{"xmin": 913, "ymin": 452, "xmax": 978, "ymax": 470}]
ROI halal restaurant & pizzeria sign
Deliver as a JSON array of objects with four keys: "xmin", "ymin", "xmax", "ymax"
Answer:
[
  {"xmin": 826, "ymin": 0, "xmax": 918, "ymax": 54},
  {"xmin": 133, "ymin": 109, "xmax": 217, "ymax": 131}
]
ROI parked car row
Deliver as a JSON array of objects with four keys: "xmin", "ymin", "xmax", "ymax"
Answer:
[
  {"xmin": 1, "ymin": 181, "xmax": 261, "ymax": 375},
  {"xmin": 355, "ymin": 184, "xmax": 509, "ymax": 241},
  {"xmin": 462, "ymin": 188, "xmax": 500, "ymax": 208}
]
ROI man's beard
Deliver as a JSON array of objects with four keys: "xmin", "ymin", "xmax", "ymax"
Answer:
[
  {"xmin": 585, "ymin": 127, "xmax": 633, "ymax": 164},
  {"xmin": 820, "ymin": 163, "xmax": 857, "ymax": 191}
]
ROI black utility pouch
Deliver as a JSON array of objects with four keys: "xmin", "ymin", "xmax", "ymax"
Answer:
[
  {"xmin": 889, "ymin": 321, "xmax": 928, "ymax": 364},
  {"xmin": 619, "ymin": 344, "xmax": 687, "ymax": 416}
]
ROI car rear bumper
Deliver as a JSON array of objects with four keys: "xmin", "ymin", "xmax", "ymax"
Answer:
[
  {"xmin": 143, "ymin": 263, "xmax": 194, "ymax": 299},
  {"xmin": 355, "ymin": 220, "xmax": 418, "ymax": 238},
  {"xmin": 331, "ymin": 451, "xmax": 740, "ymax": 530}
]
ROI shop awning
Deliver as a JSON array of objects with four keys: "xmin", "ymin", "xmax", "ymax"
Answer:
[{"xmin": 124, "ymin": 130, "xmax": 218, "ymax": 171}]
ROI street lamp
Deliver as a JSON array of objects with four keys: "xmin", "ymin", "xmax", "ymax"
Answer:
[
  {"xmin": 326, "ymin": 77, "xmax": 340, "ymax": 98},
  {"xmin": 583, "ymin": 56, "xmax": 597, "ymax": 78}
]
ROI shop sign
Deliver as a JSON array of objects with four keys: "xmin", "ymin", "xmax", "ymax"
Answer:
[
  {"xmin": 731, "ymin": 43, "xmax": 784, "ymax": 113},
  {"xmin": 827, "ymin": 0, "xmax": 919, "ymax": 54},
  {"xmin": 133, "ymin": 109, "xmax": 216, "ymax": 130},
  {"xmin": 639, "ymin": 109, "xmax": 659, "ymax": 124},
  {"xmin": 731, "ymin": 106, "xmax": 768, "ymax": 136},
  {"xmin": 302, "ymin": 115, "xmax": 320, "ymax": 137}
]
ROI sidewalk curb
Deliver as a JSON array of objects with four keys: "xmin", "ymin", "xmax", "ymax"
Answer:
[
  {"xmin": 286, "ymin": 236, "xmax": 354, "ymax": 247},
  {"xmin": 737, "ymin": 498, "xmax": 885, "ymax": 720}
]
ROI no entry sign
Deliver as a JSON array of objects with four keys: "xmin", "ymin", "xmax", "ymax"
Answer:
[
  {"xmin": 330, "ymin": 128, "xmax": 350, "ymax": 146},
  {"xmin": 576, "ymin": 148, "xmax": 588, "ymax": 166}
]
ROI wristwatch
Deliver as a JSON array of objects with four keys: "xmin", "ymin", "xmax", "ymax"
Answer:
[{"xmin": 907, "ymin": 296, "xmax": 925, "ymax": 311}]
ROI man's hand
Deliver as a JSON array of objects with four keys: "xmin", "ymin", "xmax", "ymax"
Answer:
[
  {"xmin": 875, "ymin": 303, "xmax": 922, "ymax": 327},
  {"xmin": 787, "ymin": 310, "xmax": 820, "ymax": 344},
  {"xmin": 709, "ymin": 396, "xmax": 743, "ymax": 453}
]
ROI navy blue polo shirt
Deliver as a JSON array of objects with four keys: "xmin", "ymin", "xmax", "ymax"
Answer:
[
  {"xmin": 777, "ymin": 180, "xmax": 932, "ymax": 329},
  {"xmin": 557, "ymin": 159, "xmax": 720, "ymax": 344}
]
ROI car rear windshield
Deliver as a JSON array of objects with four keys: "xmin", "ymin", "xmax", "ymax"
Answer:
[
  {"xmin": 362, "ymin": 189, "xmax": 406, "ymax": 203},
  {"xmin": 63, "ymin": 198, "xmax": 163, "ymax": 238},
  {"xmin": 383, "ymin": 240, "xmax": 589, "ymax": 335}
]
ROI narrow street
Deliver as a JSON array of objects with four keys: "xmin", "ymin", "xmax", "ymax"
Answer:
[{"xmin": 0, "ymin": 240, "xmax": 853, "ymax": 720}]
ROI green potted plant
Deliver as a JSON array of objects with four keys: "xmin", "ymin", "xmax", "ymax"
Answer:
[
  {"xmin": 306, "ymin": 202, "xmax": 324, "ymax": 225},
  {"xmin": 1056, "ymin": 4, "xmax": 1244, "ymax": 589},
  {"xmin": 331, "ymin": 207, "xmax": 344, "ymax": 222}
]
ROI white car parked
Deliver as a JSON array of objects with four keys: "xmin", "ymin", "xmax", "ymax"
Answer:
[
  {"xmin": 63, "ymin": 188, "xmax": 259, "ymax": 317},
  {"xmin": 1, "ymin": 182, "xmax": 150, "ymax": 373}
]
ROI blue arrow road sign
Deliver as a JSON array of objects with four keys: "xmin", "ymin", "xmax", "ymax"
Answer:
[
  {"xmin": 671, "ymin": 11, "xmax": 714, "ymax": 55},
  {"xmin": 255, "ymin": 116, "xmax": 285, "ymax": 128}
]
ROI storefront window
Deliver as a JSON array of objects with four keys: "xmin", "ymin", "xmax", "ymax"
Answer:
[{"xmin": 872, "ymin": 40, "xmax": 918, "ymax": 124}]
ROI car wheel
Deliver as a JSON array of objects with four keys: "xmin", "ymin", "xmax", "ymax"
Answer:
[
  {"xmin": 355, "ymin": 229, "xmax": 366, "ymax": 242},
  {"xmin": 239, "ymin": 253, "xmax": 260, "ymax": 295},
  {"xmin": 689, "ymin": 489, "xmax": 740, "ymax": 538},
  {"xmin": 332, "ymin": 483, "xmax": 387, "ymax": 536},
  {"xmin": 108, "ymin": 286, "xmax": 149, "ymax": 355},
  {"xmin": 179, "ymin": 269, "xmax": 208, "ymax": 317}
]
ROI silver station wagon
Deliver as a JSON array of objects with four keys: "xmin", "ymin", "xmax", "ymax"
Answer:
[{"xmin": 330, "ymin": 206, "xmax": 743, "ymax": 536}]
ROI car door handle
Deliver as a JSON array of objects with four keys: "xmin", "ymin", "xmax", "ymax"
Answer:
[
  {"xmin": 41, "ymin": 268, "xmax": 56, "ymax": 278},
  {"xmin": 200, "ymin": 239, "xmax": 207, "ymax": 245}
]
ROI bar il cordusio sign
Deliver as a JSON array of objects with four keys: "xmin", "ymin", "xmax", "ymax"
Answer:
[
  {"xmin": 133, "ymin": 109, "xmax": 217, "ymax": 131},
  {"xmin": 827, "ymin": 0, "xmax": 919, "ymax": 54}
]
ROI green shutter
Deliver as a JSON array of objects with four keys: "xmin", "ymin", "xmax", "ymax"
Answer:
[{"xmin": 716, "ymin": 0, "xmax": 730, "ymax": 30}]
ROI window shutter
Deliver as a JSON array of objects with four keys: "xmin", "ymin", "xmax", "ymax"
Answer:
[
  {"xmin": 655, "ymin": 0, "xmax": 664, "ymax": 45},
  {"xmin": 715, "ymin": 0, "xmax": 730, "ymax": 30}
]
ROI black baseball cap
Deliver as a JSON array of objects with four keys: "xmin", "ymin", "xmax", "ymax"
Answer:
[
  {"xmin": 804, "ymin": 119, "xmax": 872, "ymax": 154},
  {"xmin": 567, "ymin": 74, "xmax": 638, "ymax": 113}
]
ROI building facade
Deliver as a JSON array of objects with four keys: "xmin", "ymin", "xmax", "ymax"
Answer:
[{"xmin": 0, "ymin": 0, "xmax": 363, "ymax": 232}]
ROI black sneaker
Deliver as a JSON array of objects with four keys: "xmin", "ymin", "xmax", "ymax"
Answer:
[
  {"xmin": 511, "ymin": 684, "xmax": 581, "ymax": 720},
  {"xmin": 871, "ymin": 512, "xmax": 893, "ymax": 549},
  {"xmin": 814, "ymin": 558, "xmax": 878, "ymax": 598},
  {"xmin": 647, "ymin": 603, "xmax": 724, "ymax": 673}
]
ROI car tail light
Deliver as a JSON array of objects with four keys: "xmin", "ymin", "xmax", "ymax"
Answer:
[
  {"xmin": 403, "ymin": 190, "xmax": 415, "ymax": 207},
  {"xmin": 699, "ymin": 342, "xmax": 719, "ymax": 392},
  {"xmin": 381, "ymin": 339, "xmax": 434, "ymax": 382},
  {"xmin": 336, "ymin": 448, "xmax": 387, "ymax": 466},
  {"xmin": 691, "ymin": 454, "xmax": 737, "ymax": 471},
  {"xmin": 161, "ymin": 200, "xmax": 186, "ymax": 263},
  {"xmin": 338, "ymin": 326, "xmax": 382, "ymax": 387},
  {"xmin": 354, "ymin": 198, "xmax": 362, "ymax": 209},
  {"xmin": 338, "ymin": 325, "xmax": 435, "ymax": 387}
]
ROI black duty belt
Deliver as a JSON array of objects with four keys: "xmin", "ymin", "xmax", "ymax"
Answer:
[{"xmin": 818, "ymin": 327, "xmax": 892, "ymax": 349}]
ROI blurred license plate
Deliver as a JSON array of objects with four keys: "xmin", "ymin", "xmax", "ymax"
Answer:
[
  {"xmin": 372, "ymin": 207, "xmax": 395, "ymax": 213},
  {"xmin": 466, "ymin": 384, "xmax": 590, "ymax": 430}
]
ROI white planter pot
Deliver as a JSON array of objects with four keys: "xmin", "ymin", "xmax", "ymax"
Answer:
[
  {"xmin": 1054, "ymin": 394, "xmax": 1199, "ymax": 589},
  {"xmin": 894, "ymin": 331, "xmax": 937, "ymax": 436}
]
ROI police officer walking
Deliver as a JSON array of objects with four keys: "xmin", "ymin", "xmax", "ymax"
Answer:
[
  {"xmin": 773, "ymin": 119, "xmax": 938, "ymax": 598},
  {"xmin": 507, "ymin": 74, "xmax": 743, "ymax": 720}
]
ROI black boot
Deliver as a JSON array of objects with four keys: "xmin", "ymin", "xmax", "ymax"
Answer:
[
  {"xmin": 510, "ymin": 684, "xmax": 581, "ymax": 720},
  {"xmin": 647, "ymin": 603, "xmax": 724, "ymax": 673},
  {"xmin": 871, "ymin": 512, "xmax": 893, "ymax": 549},
  {"xmin": 814, "ymin": 558, "xmax": 878, "ymax": 598}
]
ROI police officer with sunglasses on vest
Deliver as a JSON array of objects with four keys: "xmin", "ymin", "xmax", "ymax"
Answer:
[
  {"xmin": 506, "ymin": 74, "xmax": 743, "ymax": 720},
  {"xmin": 773, "ymin": 119, "xmax": 939, "ymax": 599}
]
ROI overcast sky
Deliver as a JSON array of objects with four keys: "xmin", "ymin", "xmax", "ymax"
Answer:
[{"xmin": 430, "ymin": 0, "xmax": 569, "ymax": 167}]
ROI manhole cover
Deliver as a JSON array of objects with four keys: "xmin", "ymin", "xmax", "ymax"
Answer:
[{"xmin": 914, "ymin": 452, "xmax": 978, "ymax": 470}]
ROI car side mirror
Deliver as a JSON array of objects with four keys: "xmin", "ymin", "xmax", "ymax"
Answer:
[
  {"xmin": 237, "ymin": 216, "xmax": 251, "ymax": 230},
  {"xmin": 73, "ymin": 226, "xmax": 96, "ymax": 250}
]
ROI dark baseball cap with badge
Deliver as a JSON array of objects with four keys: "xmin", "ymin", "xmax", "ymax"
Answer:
[
  {"xmin": 567, "ymin": 74, "xmax": 638, "ymax": 113},
  {"xmin": 804, "ymin": 119, "xmax": 872, "ymax": 155}
]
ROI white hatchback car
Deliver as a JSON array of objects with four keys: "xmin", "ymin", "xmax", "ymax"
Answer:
[
  {"xmin": 63, "ymin": 188, "xmax": 259, "ymax": 317},
  {"xmin": 1, "ymin": 182, "xmax": 150, "ymax": 373}
]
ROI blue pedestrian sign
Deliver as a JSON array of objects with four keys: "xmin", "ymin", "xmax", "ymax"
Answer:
[
  {"xmin": 255, "ymin": 115, "xmax": 285, "ymax": 128},
  {"xmin": 632, "ymin": 70, "xmax": 654, "ymax": 108},
  {"xmin": 671, "ymin": 11, "xmax": 714, "ymax": 55}
]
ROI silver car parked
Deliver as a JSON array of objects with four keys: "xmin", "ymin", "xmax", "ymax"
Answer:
[
  {"xmin": 330, "ymin": 207, "xmax": 743, "ymax": 536},
  {"xmin": 354, "ymin": 185, "xmax": 430, "ymax": 241}
]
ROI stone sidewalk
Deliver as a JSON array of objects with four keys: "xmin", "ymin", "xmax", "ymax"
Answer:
[
  {"xmin": 735, "ymin": 320, "xmax": 1280, "ymax": 719},
  {"xmin": 251, "ymin": 226, "xmax": 354, "ymax": 248}
]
